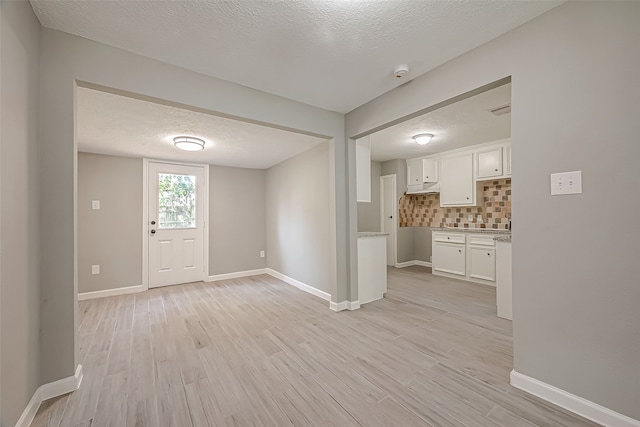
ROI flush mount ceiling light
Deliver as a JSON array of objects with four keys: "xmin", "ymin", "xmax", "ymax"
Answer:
[
  {"xmin": 413, "ymin": 133, "xmax": 434, "ymax": 145},
  {"xmin": 173, "ymin": 136, "xmax": 205, "ymax": 151}
]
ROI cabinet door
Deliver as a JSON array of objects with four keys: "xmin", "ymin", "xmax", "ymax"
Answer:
[
  {"xmin": 505, "ymin": 146, "xmax": 511, "ymax": 176},
  {"xmin": 468, "ymin": 246, "xmax": 496, "ymax": 281},
  {"xmin": 440, "ymin": 154, "xmax": 475, "ymax": 206},
  {"xmin": 407, "ymin": 158, "xmax": 423, "ymax": 186},
  {"xmin": 422, "ymin": 159, "xmax": 438, "ymax": 182},
  {"xmin": 433, "ymin": 242, "xmax": 466, "ymax": 276},
  {"xmin": 477, "ymin": 148, "xmax": 503, "ymax": 180}
]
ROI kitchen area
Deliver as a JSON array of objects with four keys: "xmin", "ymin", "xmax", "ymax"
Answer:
[{"xmin": 356, "ymin": 81, "xmax": 512, "ymax": 320}]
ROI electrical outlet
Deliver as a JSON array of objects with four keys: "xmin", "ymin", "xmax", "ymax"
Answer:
[
  {"xmin": 477, "ymin": 214, "xmax": 483, "ymax": 223},
  {"xmin": 468, "ymin": 214, "xmax": 474, "ymax": 221},
  {"xmin": 551, "ymin": 171, "xmax": 582, "ymax": 195},
  {"xmin": 260, "ymin": 250, "xmax": 265, "ymax": 258},
  {"xmin": 92, "ymin": 200, "xmax": 100, "ymax": 210},
  {"xmin": 91, "ymin": 264, "xmax": 100, "ymax": 275},
  {"xmin": 430, "ymin": 255, "xmax": 433, "ymax": 262}
]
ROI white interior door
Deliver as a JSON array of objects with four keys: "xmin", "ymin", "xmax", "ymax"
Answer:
[
  {"xmin": 381, "ymin": 174, "xmax": 397, "ymax": 266},
  {"xmin": 148, "ymin": 162, "xmax": 205, "ymax": 288}
]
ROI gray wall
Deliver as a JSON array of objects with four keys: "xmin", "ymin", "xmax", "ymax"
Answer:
[
  {"xmin": 0, "ymin": 1, "xmax": 41, "ymax": 425},
  {"xmin": 38, "ymin": 27, "xmax": 348, "ymax": 385},
  {"xmin": 413, "ymin": 227, "xmax": 432, "ymax": 263},
  {"xmin": 381, "ymin": 160, "xmax": 414, "ymax": 263},
  {"xmin": 77, "ymin": 153, "xmax": 142, "ymax": 293},
  {"xmin": 209, "ymin": 165, "xmax": 266, "ymax": 275},
  {"xmin": 347, "ymin": 2, "xmax": 640, "ymax": 420},
  {"xmin": 266, "ymin": 142, "xmax": 331, "ymax": 293},
  {"xmin": 357, "ymin": 161, "xmax": 381, "ymax": 232}
]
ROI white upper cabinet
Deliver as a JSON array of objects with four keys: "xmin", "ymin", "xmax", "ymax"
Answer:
[
  {"xmin": 407, "ymin": 157, "xmax": 423, "ymax": 187},
  {"xmin": 505, "ymin": 145, "xmax": 511, "ymax": 176},
  {"xmin": 422, "ymin": 159, "xmax": 438, "ymax": 182},
  {"xmin": 440, "ymin": 153, "xmax": 477, "ymax": 206},
  {"xmin": 476, "ymin": 147, "xmax": 503, "ymax": 180}
]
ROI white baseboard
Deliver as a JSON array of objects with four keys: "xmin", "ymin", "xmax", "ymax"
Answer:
[
  {"xmin": 78, "ymin": 285, "xmax": 145, "ymax": 301},
  {"xmin": 330, "ymin": 300, "xmax": 360, "ymax": 312},
  {"xmin": 395, "ymin": 260, "xmax": 432, "ymax": 268},
  {"xmin": 16, "ymin": 365, "xmax": 83, "ymax": 427},
  {"xmin": 207, "ymin": 268, "xmax": 267, "ymax": 282},
  {"xmin": 265, "ymin": 268, "xmax": 331, "ymax": 302},
  {"xmin": 510, "ymin": 370, "xmax": 640, "ymax": 427}
]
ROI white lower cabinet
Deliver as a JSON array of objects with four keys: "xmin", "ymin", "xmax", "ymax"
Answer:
[
  {"xmin": 469, "ymin": 246, "xmax": 496, "ymax": 281},
  {"xmin": 432, "ymin": 231, "xmax": 499, "ymax": 285},
  {"xmin": 433, "ymin": 242, "xmax": 466, "ymax": 276}
]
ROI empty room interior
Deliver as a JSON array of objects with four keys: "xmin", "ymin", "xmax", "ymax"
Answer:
[{"xmin": 1, "ymin": 1, "xmax": 639, "ymax": 427}]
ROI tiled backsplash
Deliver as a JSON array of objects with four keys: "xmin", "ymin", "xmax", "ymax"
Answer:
[{"xmin": 399, "ymin": 179, "xmax": 511, "ymax": 229}]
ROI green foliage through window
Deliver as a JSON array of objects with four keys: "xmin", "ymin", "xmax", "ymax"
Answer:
[{"xmin": 158, "ymin": 173, "xmax": 196, "ymax": 228}]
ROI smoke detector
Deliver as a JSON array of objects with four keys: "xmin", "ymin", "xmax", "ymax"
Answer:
[{"xmin": 393, "ymin": 64, "xmax": 410, "ymax": 79}]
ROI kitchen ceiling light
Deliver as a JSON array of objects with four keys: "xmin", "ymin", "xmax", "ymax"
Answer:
[
  {"xmin": 173, "ymin": 136, "xmax": 205, "ymax": 151},
  {"xmin": 413, "ymin": 133, "xmax": 434, "ymax": 145}
]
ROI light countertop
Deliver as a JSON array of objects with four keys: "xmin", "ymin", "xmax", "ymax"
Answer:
[
  {"xmin": 494, "ymin": 235, "xmax": 512, "ymax": 242},
  {"xmin": 357, "ymin": 232, "xmax": 390, "ymax": 238},
  {"xmin": 430, "ymin": 227, "xmax": 510, "ymax": 235}
]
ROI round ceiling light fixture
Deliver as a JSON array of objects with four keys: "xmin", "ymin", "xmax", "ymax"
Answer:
[
  {"xmin": 413, "ymin": 133, "xmax": 434, "ymax": 145},
  {"xmin": 173, "ymin": 136, "xmax": 205, "ymax": 151}
]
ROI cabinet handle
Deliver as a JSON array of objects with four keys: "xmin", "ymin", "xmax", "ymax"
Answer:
[
  {"xmin": 466, "ymin": 197, "xmax": 470, "ymax": 200},
  {"xmin": 447, "ymin": 237, "xmax": 450, "ymax": 240},
  {"xmin": 494, "ymin": 168, "xmax": 499, "ymax": 172},
  {"xmin": 458, "ymin": 249, "xmax": 462, "ymax": 253},
  {"xmin": 487, "ymin": 252, "xmax": 491, "ymax": 256}
]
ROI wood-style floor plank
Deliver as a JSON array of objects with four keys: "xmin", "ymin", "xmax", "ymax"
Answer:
[{"xmin": 33, "ymin": 267, "xmax": 599, "ymax": 426}]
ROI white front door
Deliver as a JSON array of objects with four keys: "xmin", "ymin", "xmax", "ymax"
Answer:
[
  {"xmin": 148, "ymin": 162, "xmax": 205, "ymax": 288},
  {"xmin": 381, "ymin": 174, "xmax": 397, "ymax": 266}
]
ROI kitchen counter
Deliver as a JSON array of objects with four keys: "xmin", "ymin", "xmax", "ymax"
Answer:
[
  {"xmin": 357, "ymin": 232, "xmax": 390, "ymax": 238},
  {"xmin": 430, "ymin": 227, "xmax": 510, "ymax": 235},
  {"xmin": 494, "ymin": 235, "xmax": 512, "ymax": 242}
]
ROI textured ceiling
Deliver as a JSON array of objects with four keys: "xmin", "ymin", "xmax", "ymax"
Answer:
[
  {"xmin": 76, "ymin": 87, "xmax": 327, "ymax": 169},
  {"xmin": 370, "ymin": 83, "xmax": 511, "ymax": 162},
  {"xmin": 31, "ymin": 0, "xmax": 561, "ymax": 113}
]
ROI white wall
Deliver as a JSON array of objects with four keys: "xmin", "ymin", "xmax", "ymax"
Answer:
[
  {"xmin": 38, "ymin": 27, "xmax": 349, "ymax": 385},
  {"xmin": 266, "ymin": 143, "xmax": 332, "ymax": 294},
  {"xmin": 0, "ymin": 1, "xmax": 41, "ymax": 425},
  {"xmin": 347, "ymin": 1, "xmax": 640, "ymax": 421},
  {"xmin": 209, "ymin": 165, "xmax": 267, "ymax": 275}
]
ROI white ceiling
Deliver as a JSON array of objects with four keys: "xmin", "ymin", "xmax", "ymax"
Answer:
[
  {"xmin": 76, "ymin": 87, "xmax": 327, "ymax": 169},
  {"xmin": 370, "ymin": 83, "xmax": 511, "ymax": 162},
  {"xmin": 30, "ymin": 0, "xmax": 561, "ymax": 113}
]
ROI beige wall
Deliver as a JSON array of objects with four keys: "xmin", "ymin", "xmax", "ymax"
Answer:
[
  {"xmin": 0, "ymin": 1, "xmax": 41, "ymax": 425},
  {"xmin": 38, "ymin": 27, "xmax": 348, "ymax": 385},
  {"xmin": 77, "ymin": 153, "xmax": 142, "ymax": 293},
  {"xmin": 357, "ymin": 161, "xmax": 381, "ymax": 232},
  {"xmin": 266, "ymin": 142, "xmax": 332, "ymax": 294},
  {"xmin": 209, "ymin": 165, "xmax": 266, "ymax": 275},
  {"xmin": 347, "ymin": 1, "xmax": 640, "ymax": 420}
]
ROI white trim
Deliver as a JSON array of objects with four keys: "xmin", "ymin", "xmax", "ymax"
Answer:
[
  {"xmin": 78, "ymin": 285, "xmax": 146, "ymax": 301},
  {"xmin": 15, "ymin": 365, "xmax": 83, "ymax": 427},
  {"xmin": 347, "ymin": 300, "xmax": 361, "ymax": 310},
  {"xmin": 265, "ymin": 268, "xmax": 331, "ymax": 301},
  {"xmin": 207, "ymin": 269, "xmax": 267, "ymax": 282},
  {"xmin": 142, "ymin": 158, "xmax": 149, "ymax": 292},
  {"xmin": 510, "ymin": 370, "xmax": 640, "ymax": 427},
  {"xmin": 395, "ymin": 260, "xmax": 433, "ymax": 268},
  {"xmin": 330, "ymin": 300, "xmax": 360, "ymax": 311}
]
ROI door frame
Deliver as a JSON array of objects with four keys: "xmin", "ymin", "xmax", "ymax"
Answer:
[
  {"xmin": 142, "ymin": 158, "xmax": 210, "ymax": 291},
  {"xmin": 380, "ymin": 174, "xmax": 397, "ymax": 267}
]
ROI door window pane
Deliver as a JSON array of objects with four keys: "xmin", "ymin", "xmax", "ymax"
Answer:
[{"xmin": 158, "ymin": 173, "xmax": 196, "ymax": 229}]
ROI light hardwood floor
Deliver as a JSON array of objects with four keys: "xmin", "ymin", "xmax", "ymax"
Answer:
[{"xmin": 32, "ymin": 266, "xmax": 599, "ymax": 427}]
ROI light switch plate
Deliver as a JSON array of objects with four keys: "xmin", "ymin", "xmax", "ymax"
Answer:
[
  {"xmin": 551, "ymin": 171, "xmax": 582, "ymax": 195},
  {"xmin": 92, "ymin": 200, "xmax": 100, "ymax": 210},
  {"xmin": 91, "ymin": 265, "xmax": 100, "ymax": 275}
]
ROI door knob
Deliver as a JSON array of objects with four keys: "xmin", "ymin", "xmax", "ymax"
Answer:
[
  {"xmin": 388, "ymin": 216, "xmax": 393, "ymax": 219},
  {"xmin": 150, "ymin": 229, "xmax": 156, "ymax": 235},
  {"xmin": 150, "ymin": 220, "xmax": 156, "ymax": 225}
]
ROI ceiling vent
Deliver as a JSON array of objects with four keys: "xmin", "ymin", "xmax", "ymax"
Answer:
[{"xmin": 488, "ymin": 103, "xmax": 511, "ymax": 116}]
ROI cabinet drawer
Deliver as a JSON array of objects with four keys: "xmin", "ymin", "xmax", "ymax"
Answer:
[
  {"xmin": 467, "ymin": 235, "xmax": 496, "ymax": 247},
  {"xmin": 433, "ymin": 232, "xmax": 465, "ymax": 244}
]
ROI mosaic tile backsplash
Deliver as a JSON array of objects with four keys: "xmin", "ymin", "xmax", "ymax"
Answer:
[{"xmin": 399, "ymin": 178, "xmax": 511, "ymax": 229}]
